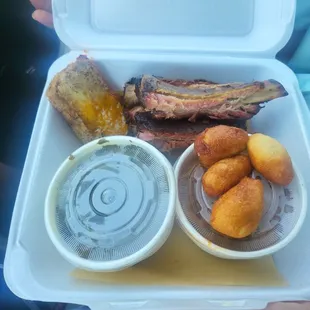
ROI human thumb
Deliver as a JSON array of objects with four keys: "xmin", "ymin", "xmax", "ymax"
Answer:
[{"xmin": 32, "ymin": 9, "xmax": 54, "ymax": 29}]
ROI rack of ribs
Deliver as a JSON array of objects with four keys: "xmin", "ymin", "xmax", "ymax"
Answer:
[
  {"xmin": 124, "ymin": 75, "xmax": 287, "ymax": 152},
  {"xmin": 124, "ymin": 75, "xmax": 288, "ymax": 121}
]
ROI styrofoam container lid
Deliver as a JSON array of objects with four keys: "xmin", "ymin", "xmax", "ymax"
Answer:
[
  {"xmin": 52, "ymin": 0, "xmax": 296, "ymax": 57},
  {"xmin": 45, "ymin": 136, "xmax": 176, "ymax": 271},
  {"xmin": 174, "ymin": 144, "xmax": 307, "ymax": 260}
]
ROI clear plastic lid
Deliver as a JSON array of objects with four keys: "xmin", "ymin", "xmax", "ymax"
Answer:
[
  {"xmin": 45, "ymin": 137, "xmax": 176, "ymax": 270},
  {"xmin": 52, "ymin": 0, "xmax": 295, "ymax": 56}
]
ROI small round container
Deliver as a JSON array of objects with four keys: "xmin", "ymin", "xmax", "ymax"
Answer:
[
  {"xmin": 45, "ymin": 136, "xmax": 176, "ymax": 271},
  {"xmin": 175, "ymin": 144, "xmax": 307, "ymax": 260}
]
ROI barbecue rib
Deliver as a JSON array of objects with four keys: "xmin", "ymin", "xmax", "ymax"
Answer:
[
  {"xmin": 124, "ymin": 77, "xmax": 216, "ymax": 108},
  {"xmin": 123, "ymin": 75, "xmax": 288, "ymax": 121},
  {"xmin": 131, "ymin": 112, "xmax": 247, "ymax": 152}
]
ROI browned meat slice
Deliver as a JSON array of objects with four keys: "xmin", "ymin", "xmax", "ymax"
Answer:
[
  {"xmin": 137, "ymin": 130, "xmax": 197, "ymax": 152},
  {"xmin": 123, "ymin": 77, "xmax": 216, "ymax": 108},
  {"xmin": 132, "ymin": 112, "xmax": 247, "ymax": 152},
  {"xmin": 125, "ymin": 75, "xmax": 288, "ymax": 121},
  {"xmin": 126, "ymin": 106, "xmax": 145, "ymax": 121},
  {"xmin": 162, "ymin": 78, "xmax": 216, "ymax": 88}
]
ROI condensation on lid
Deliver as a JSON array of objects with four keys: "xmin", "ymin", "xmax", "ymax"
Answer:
[{"xmin": 55, "ymin": 143, "xmax": 171, "ymax": 262}]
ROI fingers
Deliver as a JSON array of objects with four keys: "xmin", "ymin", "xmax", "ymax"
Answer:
[
  {"xmin": 266, "ymin": 302, "xmax": 310, "ymax": 310},
  {"xmin": 32, "ymin": 9, "xmax": 54, "ymax": 28},
  {"xmin": 30, "ymin": 0, "xmax": 53, "ymax": 29},
  {"xmin": 29, "ymin": 0, "xmax": 52, "ymax": 12}
]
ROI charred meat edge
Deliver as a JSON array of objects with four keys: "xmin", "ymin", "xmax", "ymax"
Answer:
[{"xmin": 124, "ymin": 75, "xmax": 288, "ymax": 121}]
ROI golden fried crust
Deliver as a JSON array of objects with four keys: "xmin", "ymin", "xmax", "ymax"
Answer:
[
  {"xmin": 211, "ymin": 177, "xmax": 264, "ymax": 239},
  {"xmin": 47, "ymin": 55, "xmax": 128, "ymax": 143},
  {"xmin": 202, "ymin": 155, "xmax": 252, "ymax": 197},
  {"xmin": 247, "ymin": 133, "xmax": 294, "ymax": 186},
  {"xmin": 194, "ymin": 125, "xmax": 249, "ymax": 168}
]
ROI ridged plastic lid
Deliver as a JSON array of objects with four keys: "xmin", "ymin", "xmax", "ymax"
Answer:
[{"xmin": 45, "ymin": 136, "xmax": 176, "ymax": 271}]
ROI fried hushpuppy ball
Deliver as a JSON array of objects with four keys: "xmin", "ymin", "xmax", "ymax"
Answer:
[
  {"xmin": 211, "ymin": 177, "xmax": 264, "ymax": 239},
  {"xmin": 202, "ymin": 155, "xmax": 252, "ymax": 197},
  {"xmin": 247, "ymin": 133, "xmax": 294, "ymax": 186},
  {"xmin": 194, "ymin": 125, "xmax": 249, "ymax": 168}
]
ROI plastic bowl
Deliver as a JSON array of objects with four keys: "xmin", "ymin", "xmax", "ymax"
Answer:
[
  {"xmin": 174, "ymin": 144, "xmax": 307, "ymax": 260},
  {"xmin": 45, "ymin": 136, "xmax": 176, "ymax": 271}
]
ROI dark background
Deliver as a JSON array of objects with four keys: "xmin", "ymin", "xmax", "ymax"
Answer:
[
  {"xmin": 0, "ymin": 0, "xmax": 59, "ymax": 230},
  {"xmin": 0, "ymin": 0, "xmax": 59, "ymax": 167},
  {"xmin": 0, "ymin": 1, "xmax": 59, "ymax": 308}
]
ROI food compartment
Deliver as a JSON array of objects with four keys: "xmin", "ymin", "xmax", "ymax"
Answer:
[
  {"xmin": 176, "ymin": 142, "xmax": 306, "ymax": 258},
  {"xmin": 5, "ymin": 51, "xmax": 310, "ymax": 303},
  {"xmin": 44, "ymin": 136, "xmax": 176, "ymax": 272}
]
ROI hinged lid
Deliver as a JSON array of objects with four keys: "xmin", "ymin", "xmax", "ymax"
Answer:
[{"xmin": 53, "ymin": 0, "xmax": 295, "ymax": 57}]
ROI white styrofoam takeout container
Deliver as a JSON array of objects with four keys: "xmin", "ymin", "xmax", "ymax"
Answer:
[{"xmin": 4, "ymin": 0, "xmax": 310, "ymax": 309}]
